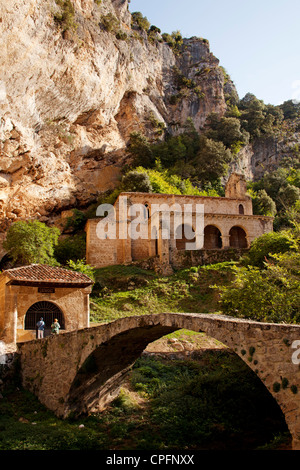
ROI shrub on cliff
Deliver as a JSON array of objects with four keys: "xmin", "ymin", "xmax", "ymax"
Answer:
[
  {"xmin": 205, "ymin": 113, "xmax": 250, "ymax": 154},
  {"xmin": 131, "ymin": 12, "xmax": 150, "ymax": 32},
  {"xmin": 54, "ymin": 0, "xmax": 77, "ymax": 32},
  {"xmin": 3, "ymin": 220, "xmax": 60, "ymax": 266},
  {"xmin": 101, "ymin": 13, "xmax": 120, "ymax": 33},
  {"xmin": 162, "ymin": 31, "xmax": 183, "ymax": 54}
]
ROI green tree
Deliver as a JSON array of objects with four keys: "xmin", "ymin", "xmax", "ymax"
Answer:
[
  {"xmin": 252, "ymin": 168, "xmax": 300, "ymax": 214},
  {"xmin": 64, "ymin": 208, "xmax": 87, "ymax": 233},
  {"xmin": 206, "ymin": 113, "xmax": 249, "ymax": 152},
  {"xmin": 54, "ymin": 233, "xmax": 86, "ymax": 265},
  {"xmin": 279, "ymin": 100, "xmax": 300, "ymax": 120},
  {"xmin": 121, "ymin": 170, "xmax": 153, "ymax": 193},
  {"xmin": 239, "ymin": 94, "xmax": 267, "ymax": 138},
  {"xmin": 127, "ymin": 132, "xmax": 154, "ymax": 168},
  {"xmin": 193, "ymin": 136, "xmax": 234, "ymax": 183},
  {"xmin": 250, "ymin": 189, "xmax": 277, "ymax": 217},
  {"xmin": 67, "ymin": 259, "xmax": 95, "ymax": 281},
  {"xmin": 246, "ymin": 231, "xmax": 298, "ymax": 268},
  {"xmin": 3, "ymin": 220, "xmax": 60, "ymax": 266},
  {"xmin": 219, "ymin": 256, "xmax": 300, "ymax": 324},
  {"xmin": 238, "ymin": 93, "xmax": 283, "ymax": 139},
  {"xmin": 278, "ymin": 184, "xmax": 300, "ymax": 211}
]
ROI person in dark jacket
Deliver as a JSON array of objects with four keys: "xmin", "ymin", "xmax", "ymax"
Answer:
[{"xmin": 36, "ymin": 317, "xmax": 45, "ymax": 339}]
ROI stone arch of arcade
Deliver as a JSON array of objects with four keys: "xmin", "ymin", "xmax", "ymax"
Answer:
[
  {"xmin": 229, "ymin": 225, "xmax": 248, "ymax": 249},
  {"xmin": 17, "ymin": 313, "xmax": 300, "ymax": 448},
  {"xmin": 175, "ymin": 223, "xmax": 196, "ymax": 251},
  {"xmin": 204, "ymin": 224, "xmax": 222, "ymax": 249}
]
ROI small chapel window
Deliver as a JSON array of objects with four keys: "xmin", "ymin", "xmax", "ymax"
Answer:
[{"xmin": 144, "ymin": 204, "xmax": 150, "ymax": 219}]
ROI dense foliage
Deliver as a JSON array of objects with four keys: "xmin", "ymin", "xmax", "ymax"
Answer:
[
  {"xmin": 3, "ymin": 220, "xmax": 60, "ymax": 266},
  {"xmin": 219, "ymin": 231, "xmax": 300, "ymax": 323},
  {"xmin": 248, "ymin": 167, "xmax": 300, "ymax": 229},
  {"xmin": 131, "ymin": 11, "xmax": 150, "ymax": 32},
  {"xmin": 126, "ymin": 120, "xmax": 232, "ymax": 194},
  {"xmin": 219, "ymin": 253, "xmax": 300, "ymax": 324},
  {"xmin": 54, "ymin": 233, "xmax": 86, "ymax": 264},
  {"xmin": 246, "ymin": 231, "xmax": 298, "ymax": 268},
  {"xmin": 66, "ymin": 259, "xmax": 96, "ymax": 281}
]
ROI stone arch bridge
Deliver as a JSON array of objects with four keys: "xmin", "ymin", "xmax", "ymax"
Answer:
[{"xmin": 17, "ymin": 313, "xmax": 300, "ymax": 448}]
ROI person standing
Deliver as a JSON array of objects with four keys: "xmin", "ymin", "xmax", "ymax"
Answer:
[
  {"xmin": 36, "ymin": 317, "xmax": 45, "ymax": 339},
  {"xmin": 51, "ymin": 318, "xmax": 60, "ymax": 335}
]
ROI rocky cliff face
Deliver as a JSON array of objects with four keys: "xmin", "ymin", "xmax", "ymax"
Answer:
[
  {"xmin": 231, "ymin": 129, "xmax": 300, "ymax": 181},
  {"xmin": 0, "ymin": 0, "xmax": 230, "ymax": 232},
  {"xmin": 1, "ymin": 0, "xmax": 296, "ymax": 245}
]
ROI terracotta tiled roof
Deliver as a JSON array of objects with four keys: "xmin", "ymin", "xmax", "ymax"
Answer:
[{"xmin": 3, "ymin": 264, "xmax": 94, "ymax": 286}]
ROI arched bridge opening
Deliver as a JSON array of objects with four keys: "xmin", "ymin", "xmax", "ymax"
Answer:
[
  {"xmin": 67, "ymin": 323, "xmax": 178, "ymax": 416},
  {"xmin": 18, "ymin": 313, "xmax": 300, "ymax": 448}
]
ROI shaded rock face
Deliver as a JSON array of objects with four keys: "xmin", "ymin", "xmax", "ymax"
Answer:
[
  {"xmin": 0, "ymin": 0, "xmax": 229, "ymax": 227},
  {"xmin": 231, "ymin": 134, "xmax": 300, "ymax": 182}
]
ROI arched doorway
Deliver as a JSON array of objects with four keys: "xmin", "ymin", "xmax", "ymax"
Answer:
[
  {"xmin": 204, "ymin": 225, "xmax": 222, "ymax": 249},
  {"xmin": 25, "ymin": 301, "xmax": 65, "ymax": 337},
  {"xmin": 175, "ymin": 224, "xmax": 196, "ymax": 251},
  {"xmin": 229, "ymin": 226, "xmax": 248, "ymax": 248}
]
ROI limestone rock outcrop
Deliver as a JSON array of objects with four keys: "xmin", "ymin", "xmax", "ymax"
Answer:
[{"xmin": 0, "ymin": 0, "xmax": 229, "ymax": 228}]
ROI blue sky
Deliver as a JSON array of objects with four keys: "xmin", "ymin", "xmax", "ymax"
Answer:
[{"xmin": 129, "ymin": 0, "xmax": 300, "ymax": 106}]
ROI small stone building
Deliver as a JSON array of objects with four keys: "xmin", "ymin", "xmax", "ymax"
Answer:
[
  {"xmin": 0, "ymin": 264, "xmax": 94, "ymax": 346},
  {"xmin": 86, "ymin": 173, "xmax": 274, "ymax": 270}
]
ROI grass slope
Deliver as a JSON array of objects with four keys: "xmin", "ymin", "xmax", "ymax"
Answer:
[{"xmin": 90, "ymin": 262, "xmax": 236, "ymax": 323}]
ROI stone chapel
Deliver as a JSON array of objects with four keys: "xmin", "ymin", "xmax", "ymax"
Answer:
[{"xmin": 85, "ymin": 173, "xmax": 274, "ymax": 270}]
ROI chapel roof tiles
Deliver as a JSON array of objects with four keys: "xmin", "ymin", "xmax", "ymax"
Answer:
[{"xmin": 2, "ymin": 264, "xmax": 94, "ymax": 286}]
